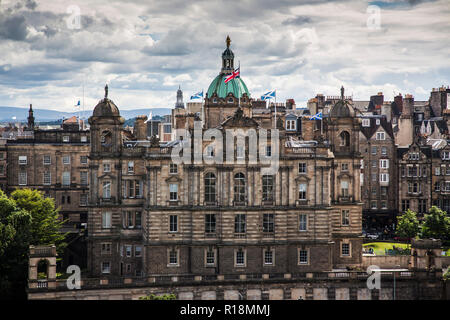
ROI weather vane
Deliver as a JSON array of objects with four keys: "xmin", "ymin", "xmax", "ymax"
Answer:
[{"xmin": 226, "ymin": 35, "xmax": 231, "ymax": 48}]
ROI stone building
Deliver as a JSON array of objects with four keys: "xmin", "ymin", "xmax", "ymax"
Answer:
[
  {"xmin": 86, "ymin": 37, "xmax": 363, "ymax": 279},
  {"xmin": 359, "ymin": 114, "xmax": 397, "ymax": 229},
  {"xmin": 5, "ymin": 112, "xmax": 90, "ymax": 227}
]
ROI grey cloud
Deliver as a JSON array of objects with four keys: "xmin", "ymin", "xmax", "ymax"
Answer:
[
  {"xmin": 282, "ymin": 16, "xmax": 312, "ymax": 26},
  {"xmin": 0, "ymin": 15, "xmax": 28, "ymax": 41}
]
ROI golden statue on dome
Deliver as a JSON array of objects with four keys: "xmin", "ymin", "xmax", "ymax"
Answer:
[{"xmin": 226, "ymin": 35, "xmax": 231, "ymax": 48}]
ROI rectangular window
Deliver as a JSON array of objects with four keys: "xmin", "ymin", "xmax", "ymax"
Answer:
[
  {"xmin": 298, "ymin": 183, "xmax": 307, "ymax": 200},
  {"xmin": 341, "ymin": 181, "xmax": 349, "ymax": 197},
  {"xmin": 362, "ymin": 119, "xmax": 370, "ymax": 127},
  {"xmin": 125, "ymin": 245, "xmax": 132, "ymax": 257},
  {"xmin": 298, "ymin": 162, "xmax": 306, "ymax": 174},
  {"xmin": 19, "ymin": 172, "xmax": 27, "ymax": 185},
  {"xmin": 236, "ymin": 146, "xmax": 244, "ymax": 159},
  {"xmin": 371, "ymin": 201, "xmax": 377, "ymax": 209},
  {"xmin": 263, "ymin": 214, "xmax": 274, "ymax": 233},
  {"xmin": 342, "ymin": 210, "xmax": 350, "ymax": 226},
  {"xmin": 371, "ymin": 160, "xmax": 377, "ymax": 168},
  {"xmin": 101, "ymin": 243, "xmax": 111, "ymax": 255},
  {"xmin": 80, "ymin": 194, "xmax": 88, "ymax": 206},
  {"xmin": 299, "ymin": 214, "xmax": 307, "ymax": 231},
  {"xmin": 206, "ymin": 249, "xmax": 215, "ymax": 266},
  {"xmin": 101, "ymin": 262, "xmax": 110, "ymax": 274},
  {"xmin": 80, "ymin": 171, "xmax": 88, "ymax": 186},
  {"xmin": 135, "ymin": 246, "xmax": 142, "ymax": 257},
  {"xmin": 103, "ymin": 163, "xmax": 111, "ymax": 172},
  {"xmin": 371, "ymin": 146, "xmax": 377, "ymax": 155},
  {"xmin": 235, "ymin": 250, "xmax": 245, "ymax": 266},
  {"xmin": 418, "ymin": 199, "xmax": 427, "ymax": 213},
  {"xmin": 43, "ymin": 155, "xmax": 51, "ymax": 165},
  {"xmin": 435, "ymin": 167, "xmax": 441, "ymax": 176},
  {"xmin": 62, "ymin": 155, "xmax": 70, "ymax": 165},
  {"xmin": 0, "ymin": 165, "xmax": 4, "ymax": 176},
  {"xmin": 102, "ymin": 181, "xmax": 111, "ymax": 198},
  {"xmin": 127, "ymin": 161, "xmax": 134, "ymax": 173},
  {"xmin": 234, "ymin": 214, "xmax": 246, "ymax": 233},
  {"xmin": 19, "ymin": 156, "xmax": 27, "ymax": 165},
  {"xmin": 341, "ymin": 163, "xmax": 349, "ymax": 171},
  {"xmin": 205, "ymin": 214, "xmax": 216, "ymax": 233},
  {"xmin": 341, "ymin": 243, "xmax": 350, "ymax": 256},
  {"xmin": 381, "ymin": 147, "xmax": 387, "ymax": 155},
  {"xmin": 135, "ymin": 212, "xmax": 142, "ymax": 228},
  {"xmin": 381, "ymin": 201, "xmax": 387, "ymax": 209},
  {"xmin": 169, "ymin": 215, "xmax": 178, "ymax": 232},
  {"xmin": 299, "ymin": 249, "xmax": 308, "ymax": 264},
  {"xmin": 81, "ymin": 136, "xmax": 87, "ymax": 142},
  {"xmin": 380, "ymin": 173, "xmax": 389, "ymax": 182},
  {"xmin": 43, "ymin": 171, "xmax": 51, "ymax": 185},
  {"xmin": 63, "ymin": 136, "xmax": 70, "ymax": 142},
  {"xmin": 376, "ymin": 132, "xmax": 385, "ymax": 140},
  {"xmin": 381, "ymin": 186, "xmax": 388, "ymax": 196},
  {"xmin": 169, "ymin": 163, "xmax": 178, "ymax": 174},
  {"xmin": 262, "ymin": 175, "xmax": 274, "ymax": 201},
  {"xmin": 264, "ymin": 250, "xmax": 274, "ymax": 265},
  {"xmin": 380, "ymin": 159, "xmax": 388, "ymax": 168},
  {"xmin": 62, "ymin": 171, "xmax": 70, "ymax": 186},
  {"xmin": 443, "ymin": 151, "xmax": 450, "ymax": 160},
  {"xmin": 266, "ymin": 146, "xmax": 272, "ymax": 157},
  {"xmin": 80, "ymin": 156, "xmax": 88, "ymax": 164},
  {"xmin": 102, "ymin": 212, "xmax": 111, "ymax": 229},
  {"xmin": 286, "ymin": 119, "xmax": 296, "ymax": 130},
  {"xmin": 169, "ymin": 183, "xmax": 178, "ymax": 201},
  {"xmin": 401, "ymin": 200, "xmax": 410, "ymax": 212},
  {"xmin": 169, "ymin": 249, "xmax": 178, "ymax": 265}
]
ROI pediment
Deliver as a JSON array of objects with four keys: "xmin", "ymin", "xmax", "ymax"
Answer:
[
  {"xmin": 221, "ymin": 107, "xmax": 259, "ymax": 129},
  {"xmin": 165, "ymin": 175, "xmax": 182, "ymax": 183}
]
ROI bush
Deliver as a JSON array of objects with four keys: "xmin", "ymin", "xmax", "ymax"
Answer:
[{"xmin": 139, "ymin": 293, "xmax": 176, "ymax": 300}]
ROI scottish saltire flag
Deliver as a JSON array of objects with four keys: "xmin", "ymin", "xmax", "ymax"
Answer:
[
  {"xmin": 310, "ymin": 112, "xmax": 323, "ymax": 120},
  {"xmin": 261, "ymin": 90, "xmax": 276, "ymax": 101},
  {"xmin": 190, "ymin": 91, "xmax": 203, "ymax": 100},
  {"xmin": 224, "ymin": 67, "xmax": 240, "ymax": 84},
  {"xmin": 75, "ymin": 100, "xmax": 81, "ymax": 107}
]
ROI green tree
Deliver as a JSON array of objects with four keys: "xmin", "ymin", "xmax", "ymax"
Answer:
[
  {"xmin": 421, "ymin": 206, "xmax": 450, "ymax": 241},
  {"xmin": 0, "ymin": 189, "xmax": 66, "ymax": 300},
  {"xmin": 396, "ymin": 209, "xmax": 420, "ymax": 243}
]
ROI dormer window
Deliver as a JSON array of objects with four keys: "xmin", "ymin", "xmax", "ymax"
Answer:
[
  {"xmin": 213, "ymin": 98, "xmax": 217, "ymax": 103},
  {"xmin": 442, "ymin": 151, "xmax": 450, "ymax": 160},
  {"xmin": 362, "ymin": 119, "xmax": 370, "ymax": 127},
  {"xmin": 286, "ymin": 120, "xmax": 296, "ymax": 131},
  {"xmin": 376, "ymin": 132, "xmax": 385, "ymax": 140},
  {"xmin": 227, "ymin": 98, "xmax": 233, "ymax": 104}
]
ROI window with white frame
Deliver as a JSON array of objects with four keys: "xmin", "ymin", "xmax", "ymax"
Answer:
[
  {"xmin": 169, "ymin": 163, "xmax": 178, "ymax": 174},
  {"xmin": 63, "ymin": 136, "xmax": 69, "ymax": 142},
  {"xmin": 299, "ymin": 214, "xmax": 307, "ymax": 231},
  {"xmin": 362, "ymin": 118, "xmax": 370, "ymax": 127},
  {"xmin": 298, "ymin": 249, "xmax": 308, "ymax": 264},
  {"xmin": 81, "ymin": 136, "xmax": 87, "ymax": 142},
  {"xmin": 19, "ymin": 172, "xmax": 27, "ymax": 185},
  {"xmin": 380, "ymin": 159, "xmax": 389, "ymax": 169},
  {"xmin": 123, "ymin": 211, "xmax": 142, "ymax": 229},
  {"xmin": 341, "ymin": 243, "xmax": 350, "ymax": 256},
  {"xmin": 371, "ymin": 201, "xmax": 377, "ymax": 209},
  {"xmin": 43, "ymin": 171, "xmax": 51, "ymax": 185},
  {"xmin": 135, "ymin": 246, "xmax": 142, "ymax": 257},
  {"xmin": 205, "ymin": 249, "xmax": 215, "ymax": 266},
  {"xmin": 286, "ymin": 119, "xmax": 296, "ymax": 130},
  {"xmin": 262, "ymin": 213, "xmax": 274, "ymax": 233},
  {"xmin": 80, "ymin": 194, "xmax": 88, "ymax": 206},
  {"xmin": 101, "ymin": 262, "xmax": 110, "ymax": 274},
  {"xmin": 381, "ymin": 201, "xmax": 387, "ymax": 209},
  {"xmin": 264, "ymin": 249, "xmax": 274, "ymax": 265},
  {"xmin": 206, "ymin": 145, "xmax": 214, "ymax": 158},
  {"xmin": 262, "ymin": 175, "xmax": 274, "ymax": 201},
  {"xmin": 169, "ymin": 183, "xmax": 178, "ymax": 201},
  {"xmin": 168, "ymin": 249, "xmax": 178, "ymax": 265},
  {"xmin": 443, "ymin": 151, "xmax": 450, "ymax": 160},
  {"xmin": 62, "ymin": 155, "xmax": 70, "ymax": 165},
  {"xmin": 381, "ymin": 146, "xmax": 387, "ymax": 155},
  {"xmin": 298, "ymin": 183, "xmax": 307, "ymax": 200},
  {"xmin": 19, "ymin": 156, "xmax": 27, "ymax": 165},
  {"xmin": 266, "ymin": 145, "xmax": 272, "ymax": 157},
  {"xmin": 298, "ymin": 162, "xmax": 307, "ymax": 174},
  {"xmin": 435, "ymin": 167, "xmax": 441, "ymax": 176},
  {"xmin": 169, "ymin": 215, "xmax": 178, "ymax": 232},
  {"xmin": 103, "ymin": 163, "xmax": 111, "ymax": 172},
  {"xmin": 80, "ymin": 171, "xmax": 88, "ymax": 186},
  {"xmin": 125, "ymin": 245, "xmax": 132, "ymax": 257},
  {"xmin": 62, "ymin": 171, "xmax": 70, "ymax": 186},
  {"xmin": 102, "ymin": 212, "xmax": 111, "ymax": 229},
  {"xmin": 376, "ymin": 132, "xmax": 385, "ymax": 140},
  {"xmin": 341, "ymin": 163, "xmax": 349, "ymax": 171},
  {"xmin": 341, "ymin": 180, "xmax": 349, "ymax": 197},
  {"xmin": 102, "ymin": 180, "xmax": 111, "ymax": 198},
  {"xmin": 80, "ymin": 156, "xmax": 88, "ymax": 164},
  {"xmin": 235, "ymin": 249, "xmax": 246, "ymax": 267},
  {"xmin": 236, "ymin": 146, "xmax": 244, "ymax": 159},
  {"xmin": 205, "ymin": 214, "xmax": 216, "ymax": 233},
  {"xmin": 43, "ymin": 155, "xmax": 51, "ymax": 165},
  {"xmin": 371, "ymin": 146, "xmax": 377, "ymax": 155},
  {"xmin": 380, "ymin": 173, "xmax": 389, "ymax": 182}
]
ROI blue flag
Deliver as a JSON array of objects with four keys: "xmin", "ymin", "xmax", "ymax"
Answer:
[
  {"xmin": 261, "ymin": 90, "xmax": 276, "ymax": 101},
  {"xmin": 310, "ymin": 112, "xmax": 322, "ymax": 120},
  {"xmin": 75, "ymin": 100, "xmax": 81, "ymax": 107},
  {"xmin": 190, "ymin": 91, "xmax": 203, "ymax": 100}
]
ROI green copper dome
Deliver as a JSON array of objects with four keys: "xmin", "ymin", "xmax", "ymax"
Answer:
[{"xmin": 207, "ymin": 74, "xmax": 250, "ymax": 99}]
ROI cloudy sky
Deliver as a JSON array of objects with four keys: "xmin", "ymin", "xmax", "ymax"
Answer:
[{"xmin": 0, "ymin": 0, "xmax": 449, "ymax": 113}]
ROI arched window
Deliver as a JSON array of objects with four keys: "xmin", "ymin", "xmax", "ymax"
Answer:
[
  {"xmin": 339, "ymin": 131, "xmax": 350, "ymax": 146},
  {"xmin": 204, "ymin": 172, "xmax": 216, "ymax": 203},
  {"xmin": 234, "ymin": 173, "xmax": 246, "ymax": 202}
]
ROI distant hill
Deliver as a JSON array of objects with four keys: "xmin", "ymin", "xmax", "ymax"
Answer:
[{"xmin": 0, "ymin": 106, "xmax": 171, "ymax": 122}]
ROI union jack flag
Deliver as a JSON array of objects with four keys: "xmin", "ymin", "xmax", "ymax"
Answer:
[{"xmin": 224, "ymin": 67, "xmax": 240, "ymax": 84}]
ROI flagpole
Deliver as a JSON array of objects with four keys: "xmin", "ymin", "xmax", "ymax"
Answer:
[
  {"xmin": 201, "ymin": 89, "xmax": 204, "ymax": 129},
  {"xmin": 238, "ymin": 60, "xmax": 241, "ymax": 109},
  {"xmin": 274, "ymin": 90, "xmax": 277, "ymax": 129}
]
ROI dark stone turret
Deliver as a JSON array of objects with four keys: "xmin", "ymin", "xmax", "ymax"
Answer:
[{"xmin": 27, "ymin": 104, "xmax": 35, "ymax": 130}]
